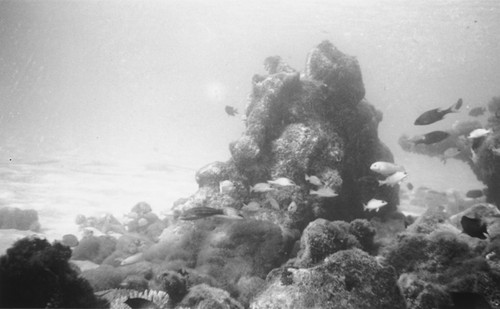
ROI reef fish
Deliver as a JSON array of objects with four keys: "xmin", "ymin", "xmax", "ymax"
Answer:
[
  {"xmin": 224, "ymin": 105, "xmax": 238, "ymax": 116},
  {"xmin": 460, "ymin": 216, "xmax": 488, "ymax": 239},
  {"xmin": 120, "ymin": 252, "xmax": 144, "ymax": 266},
  {"xmin": 406, "ymin": 182, "xmax": 414, "ymax": 191},
  {"xmin": 305, "ymin": 174, "xmax": 323, "ymax": 186},
  {"xmin": 370, "ymin": 161, "xmax": 405, "ymax": 175},
  {"xmin": 219, "ymin": 180, "xmax": 235, "ymax": 194},
  {"xmin": 267, "ymin": 177, "xmax": 296, "ymax": 187},
  {"xmin": 414, "ymin": 98, "xmax": 462, "ymax": 125},
  {"xmin": 124, "ymin": 297, "xmax": 160, "ymax": 309},
  {"xmin": 242, "ymin": 201, "xmax": 261, "ymax": 212},
  {"xmin": 468, "ymin": 128, "xmax": 492, "ymax": 139},
  {"xmin": 179, "ymin": 206, "xmax": 224, "ymax": 220},
  {"xmin": 363, "ymin": 199, "xmax": 388, "ymax": 212},
  {"xmin": 412, "ymin": 131, "xmax": 450, "ymax": 145},
  {"xmin": 440, "ymin": 147, "xmax": 462, "ymax": 164},
  {"xmin": 310, "ymin": 186, "xmax": 338, "ymax": 198},
  {"xmin": 250, "ymin": 182, "xmax": 275, "ymax": 193},
  {"xmin": 378, "ymin": 171, "xmax": 408, "ymax": 187},
  {"xmin": 468, "ymin": 106, "xmax": 487, "ymax": 117},
  {"xmin": 465, "ymin": 189, "xmax": 484, "ymax": 199}
]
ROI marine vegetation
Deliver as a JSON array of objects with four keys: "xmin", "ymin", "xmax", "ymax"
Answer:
[{"xmin": 0, "ymin": 236, "xmax": 108, "ymax": 308}]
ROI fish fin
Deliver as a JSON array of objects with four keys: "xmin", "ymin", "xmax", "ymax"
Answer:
[
  {"xmin": 378, "ymin": 180, "xmax": 384, "ymax": 186},
  {"xmin": 375, "ymin": 207, "xmax": 379, "ymax": 212}
]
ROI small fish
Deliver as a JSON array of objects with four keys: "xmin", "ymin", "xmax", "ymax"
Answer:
[
  {"xmin": 460, "ymin": 216, "xmax": 488, "ymax": 239},
  {"xmin": 267, "ymin": 177, "xmax": 296, "ymax": 187},
  {"xmin": 287, "ymin": 201, "xmax": 298, "ymax": 212},
  {"xmin": 490, "ymin": 147, "xmax": 500, "ymax": 156},
  {"xmin": 120, "ymin": 252, "xmax": 144, "ymax": 266},
  {"xmin": 363, "ymin": 199, "xmax": 388, "ymax": 212},
  {"xmin": 406, "ymin": 182, "xmax": 414, "ymax": 190},
  {"xmin": 468, "ymin": 128, "xmax": 492, "ymax": 139},
  {"xmin": 219, "ymin": 180, "xmax": 235, "ymax": 194},
  {"xmin": 179, "ymin": 206, "xmax": 224, "ymax": 220},
  {"xmin": 412, "ymin": 131, "xmax": 450, "ymax": 145},
  {"xmin": 378, "ymin": 171, "xmax": 408, "ymax": 187},
  {"xmin": 267, "ymin": 197, "xmax": 280, "ymax": 210},
  {"xmin": 124, "ymin": 297, "xmax": 160, "ymax": 309},
  {"xmin": 440, "ymin": 147, "xmax": 461, "ymax": 164},
  {"xmin": 225, "ymin": 105, "xmax": 238, "ymax": 116},
  {"xmin": 310, "ymin": 186, "xmax": 338, "ymax": 198},
  {"xmin": 414, "ymin": 98, "xmax": 462, "ymax": 125},
  {"xmin": 448, "ymin": 291, "xmax": 492, "ymax": 309},
  {"xmin": 305, "ymin": 174, "xmax": 323, "ymax": 186},
  {"xmin": 250, "ymin": 182, "xmax": 275, "ymax": 193},
  {"xmin": 465, "ymin": 189, "xmax": 484, "ymax": 199},
  {"xmin": 242, "ymin": 201, "xmax": 261, "ymax": 212},
  {"xmin": 468, "ymin": 106, "xmax": 486, "ymax": 117},
  {"xmin": 370, "ymin": 161, "xmax": 405, "ymax": 175}
]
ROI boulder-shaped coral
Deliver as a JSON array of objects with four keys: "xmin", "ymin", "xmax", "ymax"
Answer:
[
  {"xmin": 305, "ymin": 40, "xmax": 365, "ymax": 104},
  {"xmin": 0, "ymin": 236, "xmax": 108, "ymax": 308},
  {"xmin": 0, "ymin": 206, "xmax": 40, "ymax": 231},
  {"xmin": 251, "ymin": 249, "xmax": 406, "ymax": 309},
  {"xmin": 294, "ymin": 218, "xmax": 360, "ymax": 267}
]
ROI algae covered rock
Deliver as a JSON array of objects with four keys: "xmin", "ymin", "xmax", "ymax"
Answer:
[{"xmin": 251, "ymin": 249, "xmax": 405, "ymax": 309}]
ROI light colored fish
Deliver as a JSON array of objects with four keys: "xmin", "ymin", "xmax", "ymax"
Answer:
[
  {"xmin": 267, "ymin": 197, "xmax": 280, "ymax": 210},
  {"xmin": 490, "ymin": 147, "xmax": 500, "ymax": 156},
  {"xmin": 310, "ymin": 186, "xmax": 338, "ymax": 198},
  {"xmin": 363, "ymin": 199, "xmax": 388, "ymax": 212},
  {"xmin": 468, "ymin": 128, "xmax": 492, "ymax": 139},
  {"xmin": 242, "ymin": 201, "xmax": 261, "ymax": 212},
  {"xmin": 305, "ymin": 174, "xmax": 323, "ymax": 186},
  {"xmin": 267, "ymin": 177, "xmax": 296, "ymax": 187},
  {"xmin": 378, "ymin": 171, "xmax": 408, "ymax": 187},
  {"xmin": 250, "ymin": 182, "xmax": 275, "ymax": 193},
  {"xmin": 439, "ymin": 147, "xmax": 461, "ymax": 163},
  {"xmin": 287, "ymin": 201, "xmax": 298, "ymax": 212},
  {"xmin": 370, "ymin": 161, "xmax": 405, "ymax": 176},
  {"xmin": 120, "ymin": 252, "xmax": 144, "ymax": 266},
  {"xmin": 219, "ymin": 180, "xmax": 235, "ymax": 194}
]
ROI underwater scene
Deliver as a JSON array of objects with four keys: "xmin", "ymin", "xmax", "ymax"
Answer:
[{"xmin": 1, "ymin": 0, "xmax": 500, "ymax": 308}]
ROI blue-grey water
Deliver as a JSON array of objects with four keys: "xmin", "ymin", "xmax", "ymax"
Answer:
[{"xmin": 0, "ymin": 0, "xmax": 499, "ymax": 240}]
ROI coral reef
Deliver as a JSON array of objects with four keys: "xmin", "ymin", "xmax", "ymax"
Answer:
[
  {"xmin": 0, "ymin": 236, "xmax": 108, "ymax": 308},
  {"xmin": 251, "ymin": 249, "xmax": 406, "ymax": 309},
  {"xmin": 0, "ymin": 206, "xmax": 40, "ymax": 231}
]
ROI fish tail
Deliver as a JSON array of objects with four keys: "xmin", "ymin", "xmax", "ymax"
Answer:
[
  {"xmin": 309, "ymin": 189, "xmax": 316, "ymax": 195},
  {"xmin": 449, "ymin": 98, "xmax": 463, "ymax": 113},
  {"xmin": 305, "ymin": 174, "xmax": 309, "ymax": 181},
  {"xmin": 363, "ymin": 204, "xmax": 367, "ymax": 211},
  {"xmin": 378, "ymin": 180, "xmax": 384, "ymax": 186}
]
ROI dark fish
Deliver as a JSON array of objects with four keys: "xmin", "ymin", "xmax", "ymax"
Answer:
[
  {"xmin": 460, "ymin": 216, "xmax": 488, "ymax": 239},
  {"xmin": 414, "ymin": 98, "xmax": 462, "ymax": 125},
  {"xmin": 448, "ymin": 291, "xmax": 492, "ymax": 309},
  {"xmin": 124, "ymin": 297, "xmax": 160, "ymax": 309},
  {"xmin": 225, "ymin": 105, "xmax": 238, "ymax": 116},
  {"xmin": 468, "ymin": 106, "xmax": 486, "ymax": 117},
  {"xmin": 412, "ymin": 131, "xmax": 450, "ymax": 145},
  {"xmin": 465, "ymin": 189, "xmax": 484, "ymax": 199},
  {"xmin": 406, "ymin": 182, "xmax": 414, "ymax": 191},
  {"xmin": 179, "ymin": 206, "xmax": 224, "ymax": 221}
]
